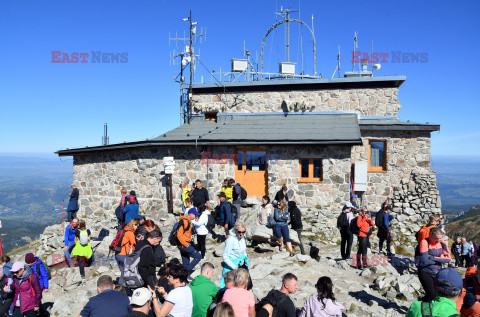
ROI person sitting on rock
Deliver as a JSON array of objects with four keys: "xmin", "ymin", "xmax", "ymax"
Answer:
[
  {"xmin": 5, "ymin": 261, "xmax": 42, "ymax": 317},
  {"xmin": 220, "ymin": 222, "xmax": 248, "ymax": 288},
  {"xmin": 407, "ymin": 267, "xmax": 462, "ymax": 317},
  {"xmin": 126, "ymin": 286, "xmax": 161, "ymax": 317},
  {"xmin": 190, "ymin": 262, "xmax": 219, "ymax": 317},
  {"xmin": 212, "ymin": 302, "xmax": 235, "ymax": 317},
  {"xmin": 256, "ymin": 195, "xmax": 272, "ymax": 226},
  {"xmin": 24, "ymin": 253, "xmax": 48, "ymax": 293},
  {"xmin": 221, "ymin": 268, "xmax": 255, "ymax": 317},
  {"xmin": 456, "ymin": 261, "xmax": 480, "ymax": 316},
  {"xmin": 209, "ymin": 270, "xmax": 236, "ymax": 315},
  {"xmin": 79, "ymin": 275, "xmax": 131, "ymax": 317},
  {"xmin": 64, "ymin": 218, "xmax": 79, "ymax": 265},
  {"xmin": 256, "ymin": 273, "xmax": 298, "ymax": 317},
  {"xmin": 298, "ymin": 276, "xmax": 344, "ymax": 317},
  {"xmin": 155, "ymin": 265, "xmax": 193, "ymax": 317},
  {"xmin": 273, "ymin": 201, "xmax": 295, "ymax": 257},
  {"xmin": 417, "ymin": 227, "xmax": 451, "ymax": 302},
  {"xmin": 123, "ymin": 195, "xmax": 139, "ymax": 226}
]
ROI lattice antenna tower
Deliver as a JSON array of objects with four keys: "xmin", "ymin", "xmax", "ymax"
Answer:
[{"xmin": 169, "ymin": 11, "xmax": 207, "ymax": 124}]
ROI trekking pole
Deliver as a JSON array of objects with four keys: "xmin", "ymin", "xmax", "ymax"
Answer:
[{"xmin": 62, "ymin": 199, "xmax": 65, "ymax": 234}]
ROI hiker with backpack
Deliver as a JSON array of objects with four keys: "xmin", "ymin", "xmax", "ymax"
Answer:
[
  {"xmin": 216, "ymin": 193, "xmax": 236, "ymax": 238},
  {"xmin": 190, "ymin": 179, "xmax": 211, "ymax": 209},
  {"xmin": 256, "ymin": 273, "xmax": 298, "ymax": 317},
  {"xmin": 354, "ymin": 208, "xmax": 374, "ymax": 269},
  {"xmin": 407, "ymin": 267, "xmax": 462, "ymax": 317},
  {"xmin": 221, "ymin": 179, "xmax": 233, "ymax": 203},
  {"xmin": 273, "ymin": 200, "xmax": 295, "ymax": 257},
  {"xmin": 456, "ymin": 261, "xmax": 480, "ymax": 316},
  {"xmin": 123, "ymin": 195, "xmax": 139, "ymax": 226},
  {"xmin": 24, "ymin": 253, "xmax": 49, "ymax": 293},
  {"xmin": 376, "ymin": 204, "xmax": 394, "ymax": 256},
  {"xmin": 337, "ymin": 203, "xmax": 354, "ymax": 260},
  {"xmin": 64, "ymin": 218, "xmax": 79, "ymax": 265},
  {"xmin": 451, "ymin": 236, "xmax": 463, "ymax": 268},
  {"xmin": 4, "ymin": 261, "xmax": 42, "ymax": 317},
  {"xmin": 72, "ymin": 220, "xmax": 93, "ymax": 280},
  {"xmin": 176, "ymin": 209, "xmax": 202, "ymax": 278},
  {"xmin": 221, "ymin": 268, "xmax": 255, "ymax": 317},
  {"xmin": 115, "ymin": 188, "xmax": 128, "ymax": 227},
  {"xmin": 192, "ymin": 204, "xmax": 210, "ymax": 259},
  {"xmin": 288, "ymin": 201, "xmax": 305, "ymax": 255},
  {"xmin": 220, "ymin": 221, "xmax": 249, "ymax": 288},
  {"xmin": 256, "ymin": 195, "xmax": 272, "ymax": 226},
  {"xmin": 114, "ymin": 218, "xmax": 139, "ymax": 285},
  {"xmin": 416, "ymin": 214, "xmax": 440, "ymax": 244},
  {"xmin": 298, "ymin": 276, "xmax": 344, "ymax": 317},
  {"xmin": 126, "ymin": 228, "xmax": 163, "ymax": 289},
  {"xmin": 231, "ymin": 179, "xmax": 243, "ymax": 220},
  {"xmin": 417, "ymin": 227, "xmax": 451, "ymax": 302}
]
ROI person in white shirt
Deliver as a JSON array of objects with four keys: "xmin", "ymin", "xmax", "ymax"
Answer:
[
  {"xmin": 192, "ymin": 205, "xmax": 210, "ymax": 259},
  {"xmin": 156, "ymin": 265, "xmax": 193, "ymax": 317}
]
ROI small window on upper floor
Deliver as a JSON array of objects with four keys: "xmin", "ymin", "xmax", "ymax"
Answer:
[
  {"xmin": 368, "ymin": 140, "xmax": 387, "ymax": 172},
  {"xmin": 299, "ymin": 158, "xmax": 323, "ymax": 183},
  {"xmin": 205, "ymin": 111, "xmax": 218, "ymax": 121}
]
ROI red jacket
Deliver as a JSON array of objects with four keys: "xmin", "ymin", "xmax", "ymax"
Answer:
[
  {"xmin": 456, "ymin": 275, "xmax": 480, "ymax": 316},
  {"xmin": 357, "ymin": 215, "xmax": 374, "ymax": 238},
  {"xmin": 12, "ymin": 270, "xmax": 42, "ymax": 313}
]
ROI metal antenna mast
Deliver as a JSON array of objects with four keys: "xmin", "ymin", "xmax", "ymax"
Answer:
[
  {"xmin": 169, "ymin": 11, "xmax": 206, "ymax": 124},
  {"xmin": 102, "ymin": 123, "xmax": 109, "ymax": 146},
  {"xmin": 352, "ymin": 31, "xmax": 358, "ymax": 71}
]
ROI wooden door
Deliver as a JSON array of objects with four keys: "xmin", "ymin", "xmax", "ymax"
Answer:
[{"xmin": 235, "ymin": 149, "xmax": 268, "ymax": 197}]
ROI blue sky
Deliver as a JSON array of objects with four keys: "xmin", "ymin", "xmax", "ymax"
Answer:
[{"xmin": 1, "ymin": 0, "xmax": 479, "ymax": 156}]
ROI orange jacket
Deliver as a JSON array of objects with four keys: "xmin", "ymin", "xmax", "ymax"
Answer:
[
  {"xmin": 177, "ymin": 216, "xmax": 192, "ymax": 248},
  {"xmin": 456, "ymin": 275, "xmax": 480, "ymax": 316},
  {"xmin": 416, "ymin": 224, "xmax": 436, "ymax": 243},
  {"xmin": 119, "ymin": 226, "xmax": 136, "ymax": 255},
  {"xmin": 357, "ymin": 215, "xmax": 374, "ymax": 238}
]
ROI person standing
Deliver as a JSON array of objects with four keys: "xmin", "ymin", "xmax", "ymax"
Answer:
[
  {"xmin": 231, "ymin": 179, "xmax": 242, "ymax": 220},
  {"xmin": 461, "ymin": 238, "xmax": 474, "ymax": 268},
  {"xmin": 136, "ymin": 229, "xmax": 163, "ymax": 289},
  {"xmin": 116, "ymin": 219, "xmax": 139, "ymax": 285},
  {"xmin": 337, "ymin": 204, "xmax": 354, "ymax": 260},
  {"xmin": 180, "ymin": 178, "xmax": 192, "ymax": 214},
  {"xmin": 67, "ymin": 184, "xmax": 79, "ymax": 221},
  {"xmin": 6, "ymin": 262, "xmax": 42, "ymax": 317},
  {"xmin": 123, "ymin": 196, "xmax": 139, "ymax": 226},
  {"xmin": 24, "ymin": 253, "xmax": 48, "ymax": 293},
  {"xmin": 192, "ymin": 205, "xmax": 210, "ymax": 259},
  {"xmin": 190, "ymin": 180, "xmax": 210, "ymax": 209},
  {"xmin": 64, "ymin": 218, "xmax": 79, "ymax": 265},
  {"xmin": 274, "ymin": 185, "xmax": 289, "ymax": 204},
  {"xmin": 417, "ymin": 228, "xmax": 451, "ymax": 302},
  {"xmin": 451, "ymin": 236, "xmax": 463, "ymax": 268},
  {"xmin": 177, "ymin": 210, "xmax": 202, "ymax": 278},
  {"xmin": 216, "ymin": 193, "xmax": 235, "ymax": 238},
  {"xmin": 355, "ymin": 208, "xmax": 374, "ymax": 269},
  {"xmin": 456, "ymin": 261, "xmax": 480, "ymax": 316},
  {"xmin": 256, "ymin": 196, "xmax": 272, "ymax": 226},
  {"xmin": 377, "ymin": 205, "xmax": 394, "ymax": 256},
  {"xmin": 71, "ymin": 220, "xmax": 93, "ymax": 280},
  {"xmin": 221, "ymin": 179, "xmax": 233, "ymax": 203},
  {"xmin": 190, "ymin": 262, "xmax": 219, "ymax": 317},
  {"xmin": 273, "ymin": 201, "xmax": 295, "ymax": 257},
  {"xmin": 288, "ymin": 201, "xmax": 305, "ymax": 255}
]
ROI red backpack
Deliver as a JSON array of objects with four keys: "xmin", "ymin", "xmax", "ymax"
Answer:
[{"xmin": 109, "ymin": 227, "xmax": 127, "ymax": 253}]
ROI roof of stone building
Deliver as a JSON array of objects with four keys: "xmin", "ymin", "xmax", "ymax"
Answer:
[
  {"xmin": 56, "ymin": 112, "xmax": 439, "ymax": 156},
  {"xmin": 186, "ymin": 76, "xmax": 406, "ymax": 94}
]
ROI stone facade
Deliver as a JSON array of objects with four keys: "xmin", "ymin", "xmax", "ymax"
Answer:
[{"xmin": 191, "ymin": 87, "xmax": 401, "ymax": 117}]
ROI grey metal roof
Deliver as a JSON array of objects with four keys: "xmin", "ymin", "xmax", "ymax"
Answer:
[
  {"xmin": 185, "ymin": 76, "xmax": 406, "ymax": 93},
  {"xmin": 153, "ymin": 113, "xmax": 362, "ymax": 144},
  {"xmin": 359, "ymin": 118, "xmax": 440, "ymax": 132}
]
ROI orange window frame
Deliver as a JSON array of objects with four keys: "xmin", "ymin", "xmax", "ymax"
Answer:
[
  {"xmin": 298, "ymin": 158, "xmax": 323, "ymax": 183},
  {"xmin": 368, "ymin": 140, "xmax": 387, "ymax": 172}
]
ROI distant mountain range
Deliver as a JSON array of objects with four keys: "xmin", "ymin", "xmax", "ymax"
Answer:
[{"xmin": 445, "ymin": 205, "xmax": 480, "ymax": 241}]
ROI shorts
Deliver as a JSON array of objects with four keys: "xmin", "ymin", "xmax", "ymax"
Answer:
[{"xmin": 273, "ymin": 225, "xmax": 291, "ymax": 242}]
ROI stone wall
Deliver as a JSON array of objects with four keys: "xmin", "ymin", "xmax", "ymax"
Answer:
[
  {"xmin": 191, "ymin": 87, "xmax": 401, "ymax": 117},
  {"xmin": 351, "ymin": 130, "xmax": 434, "ymax": 208}
]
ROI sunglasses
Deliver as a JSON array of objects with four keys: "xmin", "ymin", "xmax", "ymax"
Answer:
[{"xmin": 237, "ymin": 230, "xmax": 246, "ymax": 234}]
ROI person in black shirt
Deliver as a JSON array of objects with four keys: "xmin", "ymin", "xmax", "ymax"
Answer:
[
  {"xmin": 190, "ymin": 180, "xmax": 210, "ymax": 209},
  {"xmin": 256, "ymin": 273, "xmax": 298, "ymax": 317},
  {"xmin": 136, "ymin": 229, "xmax": 163, "ymax": 289},
  {"xmin": 288, "ymin": 201, "xmax": 305, "ymax": 255},
  {"xmin": 274, "ymin": 185, "xmax": 289, "ymax": 203}
]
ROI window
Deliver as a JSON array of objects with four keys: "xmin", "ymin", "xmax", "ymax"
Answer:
[
  {"xmin": 298, "ymin": 158, "xmax": 323, "ymax": 183},
  {"xmin": 368, "ymin": 140, "xmax": 387, "ymax": 172},
  {"xmin": 205, "ymin": 111, "xmax": 218, "ymax": 121}
]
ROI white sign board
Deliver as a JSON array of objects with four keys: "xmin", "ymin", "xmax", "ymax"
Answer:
[
  {"xmin": 354, "ymin": 162, "xmax": 368, "ymax": 192},
  {"xmin": 163, "ymin": 157, "xmax": 175, "ymax": 174}
]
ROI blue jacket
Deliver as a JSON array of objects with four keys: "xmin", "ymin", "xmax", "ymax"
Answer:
[
  {"xmin": 383, "ymin": 213, "xmax": 395, "ymax": 231},
  {"xmin": 64, "ymin": 224, "xmax": 76, "ymax": 246},
  {"xmin": 233, "ymin": 183, "xmax": 242, "ymax": 203},
  {"xmin": 30, "ymin": 257, "xmax": 48, "ymax": 290},
  {"xmin": 67, "ymin": 188, "xmax": 79, "ymax": 211},
  {"xmin": 274, "ymin": 208, "xmax": 289, "ymax": 226},
  {"xmin": 123, "ymin": 203, "xmax": 139, "ymax": 225},
  {"xmin": 218, "ymin": 201, "xmax": 235, "ymax": 226},
  {"xmin": 79, "ymin": 289, "xmax": 131, "ymax": 317}
]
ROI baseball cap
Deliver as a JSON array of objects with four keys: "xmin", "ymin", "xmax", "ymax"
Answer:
[
  {"xmin": 25, "ymin": 253, "xmax": 36, "ymax": 265},
  {"xmin": 435, "ymin": 268, "xmax": 463, "ymax": 292},
  {"xmin": 130, "ymin": 287, "xmax": 152, "ymax": 306},
  {"xmin": 134, "ymin": 215, "xmax": 145, "ymax": 221},
  {"xmin": 352, "ymin": 195, "xmax": 358, "ymax": 198},
  {"xmin": 345, "ymin": 202, "xmax": 354, "ymax": 208},
  {"xmin": 188, "ymin": 208, "xmax": 200, "ymax": 216},
  {"xmin": 217, "ymin": 192, "xmax": 227, "ymax": 198},
  {"xmin": 129, "ymin": 195, "xmax": 136, "ymax": 203},
  {"xmin": 384, "ymin": 205, "xmax": 392, "ymax": 211},
  {"xmin": 10, "ymin": 262, "xmax": 24, "ymax": 273}
]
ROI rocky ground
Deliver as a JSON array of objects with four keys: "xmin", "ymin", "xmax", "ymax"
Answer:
[{"xmin": 8, "ymin": 199, "xmax": 433, "ymax": 316}]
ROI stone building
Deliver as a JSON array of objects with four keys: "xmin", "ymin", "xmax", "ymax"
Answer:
[{"xmin": 57, "ymin": 76, "xmax": 441, "ymax": 220}]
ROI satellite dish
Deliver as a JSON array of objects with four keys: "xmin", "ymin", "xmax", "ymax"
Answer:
[{"xmin": 373, "ymin": 64, "xmax": 381, "ymax": 70}]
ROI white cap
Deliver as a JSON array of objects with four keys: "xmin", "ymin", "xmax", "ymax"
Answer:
[
  {"xmin": 130, "ymin": 288, "xmax": 152, "ymax": 306},
  {"xmin": 345, "ymin": 202, "xmax": 354, "ymax": 208}
]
